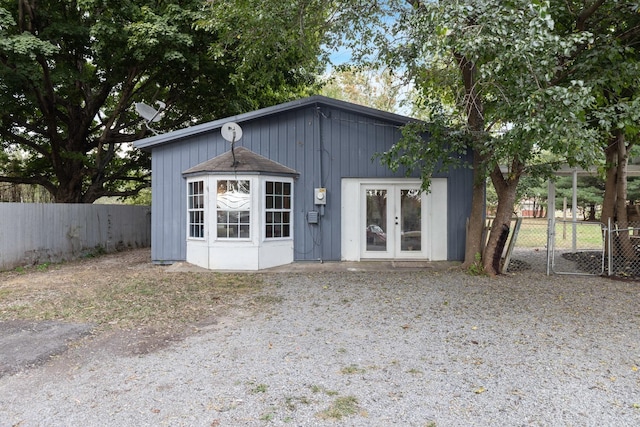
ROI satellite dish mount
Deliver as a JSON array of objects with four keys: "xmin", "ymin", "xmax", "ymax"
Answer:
[
  {"xmin": 221, "ymin": 122, "xmax": 243, "ymax": 167},
  {"xmin": 134, "ymin": 101, "xmax": 166, "ymax": 135}
]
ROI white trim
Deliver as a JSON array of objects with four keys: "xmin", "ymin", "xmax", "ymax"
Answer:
[
  {"xmin": 341, "ymin": 178, "xmax": 448, "ymax": 261},
  {"xmin": 186, "ymin": 174, "xmax": 294, "ymax": 270}
]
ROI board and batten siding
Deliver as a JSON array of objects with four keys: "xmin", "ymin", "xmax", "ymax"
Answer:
[
  {"xmin": 0, "ymin": 203, "xmax": 150, "ymax": 270},
  {"xmin": 147, "ymin": 100, "xmax": 474, "ymax": 264}
]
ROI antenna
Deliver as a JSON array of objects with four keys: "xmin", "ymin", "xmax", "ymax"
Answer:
[
  {"xmin": 221, "ymin": 122, "xmax": 243, "ymax": 167},
  {"xmin": 134, "ymin": 101, "xmax": 166, "ymax": 135}
]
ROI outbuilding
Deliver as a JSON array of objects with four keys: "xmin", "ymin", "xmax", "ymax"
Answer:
[{"xmin": 134, "ymin": 96, "xmax": 473, "ymax": 270}]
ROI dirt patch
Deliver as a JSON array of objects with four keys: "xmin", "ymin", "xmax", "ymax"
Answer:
[
  {"xmin": 0, "ymin": 248, "xmax": 264, "ymax": 377},
  {"xmin": 0, "ymin": 320, "xmax": 93, "ymax": 377}
]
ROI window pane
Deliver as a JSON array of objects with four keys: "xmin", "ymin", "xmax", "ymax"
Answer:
[
  {"xmin": 264, "ymin": 180, "xmax": 292, "ymax": 240},
  {"xmin": 188, "ymin": 180, "xmax": 205, "ymax": 239}
]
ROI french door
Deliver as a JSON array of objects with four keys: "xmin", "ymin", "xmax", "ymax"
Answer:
[{"xmin": 362, "ymin": 184, "xmax": 426, "ymax": 259}]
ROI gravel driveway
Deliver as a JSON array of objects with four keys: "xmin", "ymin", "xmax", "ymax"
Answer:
[{"xmin": 1, "ymin": 265, "xmax": 640, "ymax": 426}]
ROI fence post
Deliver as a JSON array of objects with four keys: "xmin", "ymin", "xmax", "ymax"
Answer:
[
  {"xmin": 608, "ymin": 217, "xmax": 612, "ymax": 276},
  {"xmin": 546, "ymin": 179, "xmax": 556, "ymax": 276}
]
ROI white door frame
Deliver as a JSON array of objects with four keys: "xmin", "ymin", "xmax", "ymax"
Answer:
[{"xmin": 341, "ymin": 178, "xmax": 448, "ymax": 261}]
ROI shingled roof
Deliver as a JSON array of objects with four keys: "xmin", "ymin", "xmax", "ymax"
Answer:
[{"xmin": 182, "ymin": 146, "xmax": 299, "ymax": 177}]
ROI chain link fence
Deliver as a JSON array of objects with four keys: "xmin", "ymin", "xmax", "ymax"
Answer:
[
  {"xmin": 499, "ymin": 217, "xmax": 640, "ymax": 279},
  {"xmin": 606, "ymin": 222, "xmax": 640, "ymax": 278}
]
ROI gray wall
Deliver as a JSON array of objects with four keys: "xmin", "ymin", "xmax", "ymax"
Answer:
[
  {"xmin": 0, "ymin": 203, "xmax": 151, "ymax": 270},
  {"xmin": 149, "ymin": 102, "xmax": 473, "ymax": 263}
]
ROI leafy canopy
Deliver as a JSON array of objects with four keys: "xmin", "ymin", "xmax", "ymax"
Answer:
[{"xmin": 0, "ymin": 0, "xmax": 329, "ymax": 202}]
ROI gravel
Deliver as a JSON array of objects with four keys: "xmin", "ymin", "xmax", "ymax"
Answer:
[{"xmin": 1, "ymin": 266, "xmax": 640, "ymax": 426}]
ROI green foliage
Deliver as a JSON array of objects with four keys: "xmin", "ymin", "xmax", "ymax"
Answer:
[
  {"xmin": 123, "ymin": 188, "xmax": 151, "ymax": 206},
  {"xmin": 321, "ymin": 67, "xmax": 402, "ymax": 113},
  {"xmin": 317, "ymin": 395, "xmax": 360, "ymax": 420},
  {"xmin": 393, "ymin": 0, "xmax": 599, "ymax": 176},
  {"xmin": 467, "ymin": 252, "xmax": 486, "ymax": 276},
  {"xmin": 377, "ymin": 120, "xmax": 470, "ymax": 192},
  {"xmin": 0, "ymin": 0, "xmax": 329, "ymax": 202}
]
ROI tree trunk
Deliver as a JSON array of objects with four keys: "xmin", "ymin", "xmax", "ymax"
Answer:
[
  {"xmin": 462, "ymin": 151, "xmax": 487, "ymax": 269},
  {"xmin": 601, "ymin": 138, "xmax": 618, "ymax": 225},
  {"xmin": 614, "ymin": 131, "xmax": 634, "ymax": 259},
  {"xmin": 455, "ymin": 52, "xmax": 488, "ymax": 270},
  {"xmin": 483, "ymin": 162, "xmax": 523, "ymax": 275}
]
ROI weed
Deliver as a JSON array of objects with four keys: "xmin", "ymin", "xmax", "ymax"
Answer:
[
  {"xmin": 36, "ymin": 262, "xmax": 50, "ymax": 272},
  {"xmin": 260, "ymin": 412, "xmax": 275, "ymax": 421},
  {"xmin": 317, "ymin": 396, "xmax": 360, "ymax": 420},
  {"xmin": 14, "ymin": 266, "xmax": 25, "ymax": 274},
  {"xmin": 467, "ymin": 252, "xmax": 487, "ymax": 276},
  {"xmin": 341, "ymin": 364, "xmax": 365, "ymax": 375},
  {"xmin": 310, "ymin": 385, "xmax": 338, "ymax": 396},
  {"xmin": 285, "ymin": 396, "xmax": 312, "ymax": 411},
  {"xmin": 83, "ymin": 245, "xmax": 106, "ymax": 259},
  {"xmin": 250, "ymin": 383, "xmax": 268, "ymax": 393},
  {"xmin": 407, "ymin": 368, "xmax": 423, "ymax": 375}
]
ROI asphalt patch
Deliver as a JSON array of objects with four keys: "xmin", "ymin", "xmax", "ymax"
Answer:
[{"xmin": 0, "ymin": 320, "xmax": 94, "ymax": 377}]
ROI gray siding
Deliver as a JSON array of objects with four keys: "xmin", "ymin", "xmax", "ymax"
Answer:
[{"xmin": 146, "ymin": 100, "xmax": 474, "ymax": 263}]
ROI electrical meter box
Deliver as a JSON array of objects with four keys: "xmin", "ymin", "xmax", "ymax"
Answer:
[{"xmin": 314, "ymin": 188, "xmax": 327, "ymax": 205}]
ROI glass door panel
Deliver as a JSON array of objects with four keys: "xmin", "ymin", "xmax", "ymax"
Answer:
[
  {"xmin": 365, "ymin": 189, "xmax": 387, "ymax": 252},
  {"xmin": 400, "ymin": 189, "xmax": 422, "ymax": 252}
]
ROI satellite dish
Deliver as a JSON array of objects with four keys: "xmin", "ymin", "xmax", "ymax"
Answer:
[
  {"xmin": 221, "ymin": 122, "xmax": 243, "ymax": 168},
  {"xmin": 134, "ymin": 101, "xmax": 166, "ymax": 135},
  {"xmin": 221, "ymin": 122, "xmax": 243, "ymax": 144}
]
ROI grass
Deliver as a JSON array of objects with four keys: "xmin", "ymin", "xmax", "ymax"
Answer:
[
  {"xmin": 310, "ymin": 385, "xmax": 338, "ymax": 396},
  {"xmin": 511, "ymin": 218, "xmax": 604, "ymax": 249},
  {"xmin": 316, "ymin": 395, "xmax": 361, "ymax": 420},
  {"xmin": 0, "ymin": 260, "xmax": 266, "ymax": 331},
  {"xmin": 250, "ymin": 383, "xmax": 269, "ymax": 394},
  {"xmin": 340, "ymin": 364, "xmax": 365, "ymax": 374}
]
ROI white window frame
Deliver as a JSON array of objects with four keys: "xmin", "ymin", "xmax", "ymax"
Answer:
[
  {"xmin": 265, "ymin": 180, "xmax": 292, "ymax": 240},
  {"xmin": 187, "ymin": 180, "xmax": 205, "ymax": 239}
]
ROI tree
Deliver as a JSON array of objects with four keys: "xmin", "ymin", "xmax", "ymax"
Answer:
[
  {"xmin": 321, "ymin": 67, "xmax": 403, "ymax": 113},
  {"xmin": 554, "ymin": 175, "xmax": 604, "ymax": 221},
  {"xmin": 0, "ymin": 0, "xmax": 329, "ymax": 203},
  {"xmin": 517, "ymin": 175, "xmax": 549, "ymax": 218},
  {"xmin": 540, "ymin": 1, "xmax": 640, "ymax": 259},
  {"xmin": 366, "ymin": 0, "xmax": 600, "ymax": 275}
]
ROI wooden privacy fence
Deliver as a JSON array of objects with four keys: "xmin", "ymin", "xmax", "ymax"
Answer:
[{"xmin": 0, "ymin": 203, "xmax": 151, "ymax": 270}]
